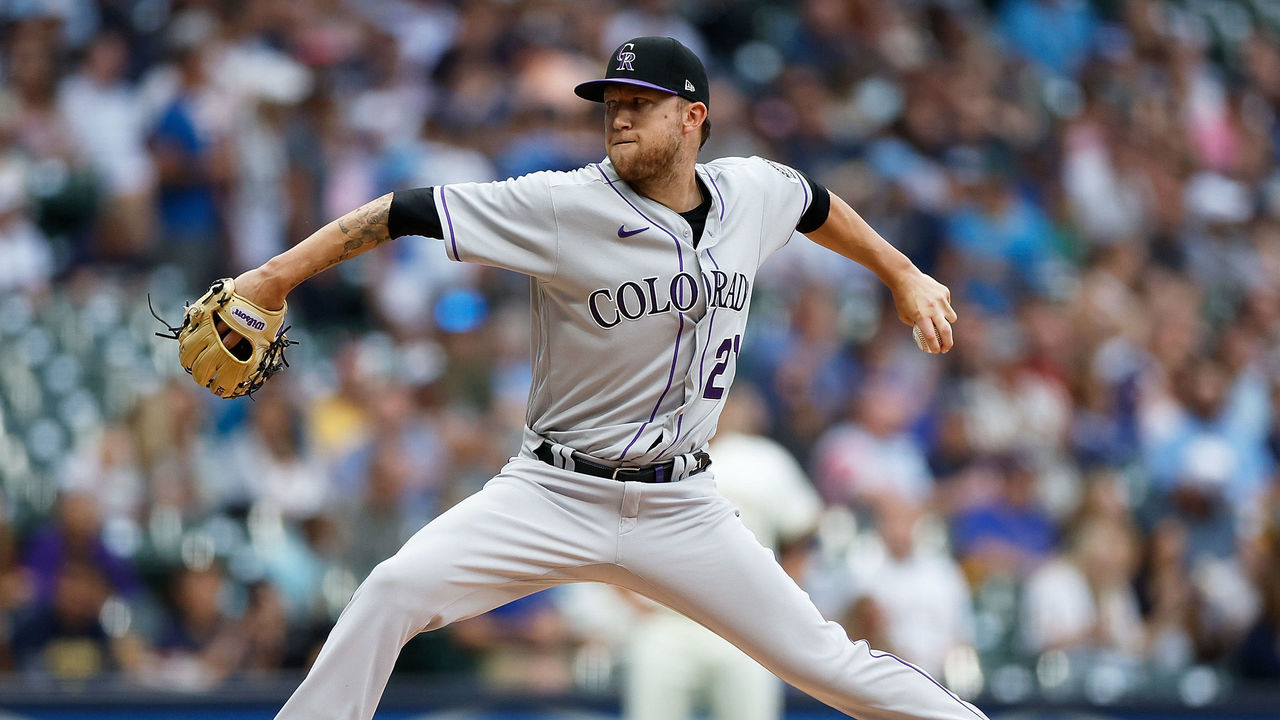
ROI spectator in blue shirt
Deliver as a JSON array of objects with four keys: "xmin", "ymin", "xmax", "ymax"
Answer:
[{"xmin": 999, "ymin": 0, "xmax": 1097, "ymax": 78}]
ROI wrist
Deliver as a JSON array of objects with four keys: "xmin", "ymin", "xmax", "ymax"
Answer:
[
  {"xmin": 243, "ymin": 260, "xmax": 292, "ymax": 309},
  {"xmin": 877, "ymin": 254, "xmax": 919, "ymax": 290}
]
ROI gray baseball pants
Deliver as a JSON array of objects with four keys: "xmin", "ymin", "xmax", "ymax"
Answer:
[{"xmin": 275, "ymin": 456, "xmax": 988, "ymax": 720}]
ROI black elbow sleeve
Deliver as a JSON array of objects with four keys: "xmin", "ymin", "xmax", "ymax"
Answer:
[
  {"xmin": 795, "ymin": 171, "xmax": 831, "ymax": 234},
  {"xmin": 388, "ymin": 187, "xmax": 443, "ymax": 239}
]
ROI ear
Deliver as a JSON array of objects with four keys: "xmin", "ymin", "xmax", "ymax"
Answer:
[{"xmin": 684, "ymin": 101, "xmax": 708, "ymax": 137}]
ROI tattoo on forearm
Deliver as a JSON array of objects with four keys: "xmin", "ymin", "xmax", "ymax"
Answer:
[{"xmin": 321, "ymin": 194, "xmax": 393, "ymax": 272}]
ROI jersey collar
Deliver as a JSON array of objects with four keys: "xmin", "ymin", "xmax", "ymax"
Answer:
[{"xmin": 596, "ymin": 158, "xmax": 724, "ymax": 251}]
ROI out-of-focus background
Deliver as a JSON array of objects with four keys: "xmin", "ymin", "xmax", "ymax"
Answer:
[{"xmin": 0, "ymin": 0, "xmax": 1279, "ymax": 718}]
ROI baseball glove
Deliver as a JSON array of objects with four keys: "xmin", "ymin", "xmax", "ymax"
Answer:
[{"xmin": 152, "ymin": 278, "xmax": 294, "ymax": 399}]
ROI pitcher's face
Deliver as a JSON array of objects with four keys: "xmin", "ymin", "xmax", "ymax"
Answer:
[{"xmin": 603, "ymin": 85, "xmax": 686, "ymax": 185}]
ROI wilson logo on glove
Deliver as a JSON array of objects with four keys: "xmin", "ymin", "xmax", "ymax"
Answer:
[{"xmin": 231, "ymin": 307, "xmax": 267, "ymax": 332}]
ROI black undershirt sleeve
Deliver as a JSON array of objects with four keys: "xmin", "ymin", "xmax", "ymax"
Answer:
[
  {"xmin": 795, "ymin": 171, "xmax": 832, "ymax": 234},
  {"xmin": 388, "ymin": 187, "xmax": 443, "ymax": 239}
]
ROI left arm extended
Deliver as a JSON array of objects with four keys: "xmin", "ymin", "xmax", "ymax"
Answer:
[{"xmin": 803, "ymin": 191, "xmax": 957, "ymax": 353}]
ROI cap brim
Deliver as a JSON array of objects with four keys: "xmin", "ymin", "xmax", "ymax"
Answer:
[{"xmin": 574, "ymin": 78, "xmax": 680, "ymax": 102}]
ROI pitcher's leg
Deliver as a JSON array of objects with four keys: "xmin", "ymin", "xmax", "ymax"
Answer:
[
  {"xmin": 625, "ymin": 498, "xmax": 987, "ymax": 720},
  {"xmin": 276, "ymin": 472, "xmax": 604, "ymax": 720}
]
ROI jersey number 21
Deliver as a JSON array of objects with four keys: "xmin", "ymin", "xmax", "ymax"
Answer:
[{"xmin": 703, "ymin": 334, "xmax": 741, "ymax": 400}]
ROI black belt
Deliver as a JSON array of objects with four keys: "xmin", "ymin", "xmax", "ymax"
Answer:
[{"xmin": 534, "ymin": 442, "xmax": 711, "ymax": 483}]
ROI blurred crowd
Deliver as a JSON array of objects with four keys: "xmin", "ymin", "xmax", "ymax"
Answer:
[{"xmin": 1, "ymin": 0, "xmax": 1280, "ymax": 708}]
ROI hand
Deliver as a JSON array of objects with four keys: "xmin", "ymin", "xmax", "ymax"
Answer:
[
  {"xmin": 232, "ymin": 266, "xmax": 287, "ymax": 311},
  {"xmin": 888, "ymin": 270, "xmax": 957, "ymax": 354},
  {"xmin": 214, "ymin": 266, "xmax": 288, "ymax": 351}
]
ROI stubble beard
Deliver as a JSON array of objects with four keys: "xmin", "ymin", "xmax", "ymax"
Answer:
[{"xmin": 609, "ymin": 128, "xmax": 684, "ymax": 191}]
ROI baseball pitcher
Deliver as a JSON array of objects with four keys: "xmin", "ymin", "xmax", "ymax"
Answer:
[{"xmin": 175, "ymin": 36, "xmax": 980, "ymax": 720}]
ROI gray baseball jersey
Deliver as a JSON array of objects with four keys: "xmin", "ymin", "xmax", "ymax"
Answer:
[{"xmin": 433, "ymin": 155, "xmax": 813, "ymax": 464}]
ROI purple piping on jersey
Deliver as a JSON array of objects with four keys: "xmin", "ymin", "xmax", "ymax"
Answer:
[
  {"xmin": 595, "ymin": 164, "xmax": 686, "ymax": 460},
  {"xmin": 696, "ymin": 309, "xmax": 718, "ymax": 396},
  {"xmin": 655, "ymin": 414, "xmax": 685, "ymax": 459},
  {"xmin": 664, "ymin": 249, "xmax": 724, "ymax": 458},
  {"xmin": 864, "ymin": 645, "xmax": 986, "ymax": 720},
  {"xmin": 705, "ymin": 172, "xmax": 726, "ymax": 222},
  {"xmin": 595, "ymin": 166, "xmax": 685, "ymax": 272},
  {"xmin": 694, "ymin": 249, "xmax": 722, "ymax": 395},
  {"xmin": 439, "ymin": 187, "xmax": 459, "ymax": 261}
]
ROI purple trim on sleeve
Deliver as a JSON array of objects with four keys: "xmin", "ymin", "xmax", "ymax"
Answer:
[
  {"xmin": 439, "ymin": 186, "xmax": 459, "ymax": 262},
  {"xmin": 798, "ymin": 167, "xmax": 811, "ymax": 216},
  {"xmin": 705, "ymin": 172, "xmax": 726, "ymax": 222},
  {"xmin": 864, "ymin": 644, "xmax": 986, "ymax": 720},
  {"xmin": 595, "ymin": 164, "xmax": 687, "ymax": 461}
]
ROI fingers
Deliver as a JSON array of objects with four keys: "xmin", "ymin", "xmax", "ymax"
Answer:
[
  {"xmin": 936, "ymin": 315, "xmax": 954, "ymax": 353},
  {"xmin": 916, "ymin": 316, "xmax": 947, "ymax": 354},
  {"xmin": 894, "ymin": 275, "xmax": 958, "ymax": 354},
  {"xmin": 916, "ymin": 300, "xmax": 957, "ymax": 354},
  {"xmin": 215, "ymin": 318, "xmax": 243, "ymax": 352},
  {"xmin": 923, "ymin": 283, "xmax": 957, "ymax": 354}
]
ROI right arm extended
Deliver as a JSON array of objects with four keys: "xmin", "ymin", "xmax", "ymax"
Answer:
[{"xmin": 232, "ymin": 193, "xmax": 394, "ymax": 310}]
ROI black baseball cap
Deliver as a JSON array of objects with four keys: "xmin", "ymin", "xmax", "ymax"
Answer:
[{"xmin": 575, "ymin": 36, "xmax": 709, "ymax": 107}]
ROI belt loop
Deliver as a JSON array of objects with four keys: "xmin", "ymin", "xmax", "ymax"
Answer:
[{"xmin": 556, "ymin": 444, "xmax": 575, "ymax": 472}]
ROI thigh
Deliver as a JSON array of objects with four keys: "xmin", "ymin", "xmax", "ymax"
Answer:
[{"xmin": 366, "ymin": 462, "xmax": 613, "ymax": 629}]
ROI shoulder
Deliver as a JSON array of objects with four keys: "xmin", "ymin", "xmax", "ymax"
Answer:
[
  {"xmin": 446, "ymin": 164, "xmax": 606, "ymax": 193},
  {"xmin": 545, "ymin": 164, "xmax": 614, "ymax": 194},
  {"xmin": 701, "ymin": 157, "xmax": 809, "ymax": 219},
  {"xmin": 704, "ymin": 156, "xmax": 803, "ymax": 183}
]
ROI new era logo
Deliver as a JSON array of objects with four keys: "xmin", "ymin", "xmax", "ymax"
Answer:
[{"xmin": 685, "ymin": 79, "xmax": 695, "ymax": 92}]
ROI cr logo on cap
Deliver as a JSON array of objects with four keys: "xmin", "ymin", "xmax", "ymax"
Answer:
[{"xmin": 616, "ymin": 43, "xmax": 636, "ymax": 72}]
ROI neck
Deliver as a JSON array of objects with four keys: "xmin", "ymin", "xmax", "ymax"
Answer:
[{"xmin": 630, "ymin": 161, "xmax": 702, "ymax": 213}]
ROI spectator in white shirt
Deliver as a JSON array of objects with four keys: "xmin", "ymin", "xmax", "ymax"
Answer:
[{"xmin": 846, "ymin": 496, "xmax": 975, "ymax": 678}]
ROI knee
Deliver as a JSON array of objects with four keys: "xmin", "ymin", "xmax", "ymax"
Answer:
[
  {"xmin": 760, "ymin": 625, "xmax": 853, "ymax": 690},
  {"xmin": 353, "ymin": 557, "xmax": 423, "ymax": 610}
]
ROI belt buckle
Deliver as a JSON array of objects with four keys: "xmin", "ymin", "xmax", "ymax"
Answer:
[{"xmin": 612, "ymin": 465, "xmax": 645, "ymax": 481}]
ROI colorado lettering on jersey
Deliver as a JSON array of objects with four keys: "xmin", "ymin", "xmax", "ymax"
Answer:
[{"xmin": 588, "ymin": 270, "xmax": 750, "ymax": 329}]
